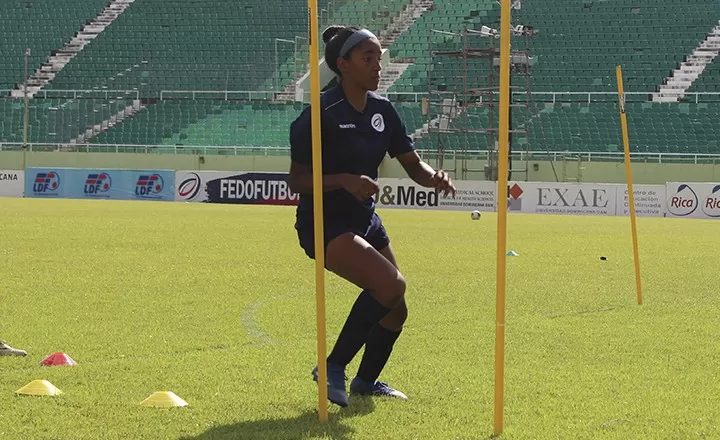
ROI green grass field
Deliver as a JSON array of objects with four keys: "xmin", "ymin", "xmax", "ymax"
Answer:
[{"xmin": 1, "ymin": 197, "xmax": 719, "ymax": 439}]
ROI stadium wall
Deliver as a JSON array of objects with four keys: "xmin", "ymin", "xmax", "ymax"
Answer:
[
  {"xmin": 378, "ymin": 158, "xmax": 720, "ymax": 184},
  {"xmin": 13, "ymin": 167, "xmax": 719, "ymax": 220},
  {"xmin": 0, "ymin": 152, "xmax": 718, "ymax": 184}
]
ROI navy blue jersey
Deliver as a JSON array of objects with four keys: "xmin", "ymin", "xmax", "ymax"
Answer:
[{"xmin": 290, "ymin": 84, "xmax": 415, "ymax": 226}]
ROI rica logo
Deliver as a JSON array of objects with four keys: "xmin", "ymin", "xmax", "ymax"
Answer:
[
  {"xmin": 135, "ymin": 174, "xmax": 164, "ymax": 197},
  {"xmin": 84, "ymin": 173, "xmax": 112, "ymax": 195},
  {"xmin": 33, "ymin": 171, "xmax": 60, "ymax": 193},
  {"xmin": 668, "ymin": 184, "xmax": 698, "ymax": 216},
  {"xmin": 701, "ymin": 184, "xmax": 720, "ymax": 218},
  {"xmin": 177, "ymin": 172, "xmax": 201, "ymax": 200}
]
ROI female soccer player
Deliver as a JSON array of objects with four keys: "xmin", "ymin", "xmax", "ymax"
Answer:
[{"xmin": 288, "ymin": 25, "xmax": 456, "ymax": 408}]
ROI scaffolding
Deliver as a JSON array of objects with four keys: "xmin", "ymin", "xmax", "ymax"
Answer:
[{"xmin": 422, "ymin": 25, "xmax": 535, "ymax": 182}]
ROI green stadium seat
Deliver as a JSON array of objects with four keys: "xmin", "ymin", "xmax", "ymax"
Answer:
[
  {"xmin": 1, "ymin": 0, "xmax": 719, "ymax": 155},
  {"xmin": 43, "ymin": 0, "xmax": 335, "ymax": 97},
  {"xmin": 0, "ymin": 0, "xmax": 109, "ymax": 90}
]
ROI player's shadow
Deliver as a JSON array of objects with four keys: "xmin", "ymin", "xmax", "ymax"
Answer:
[{"xmin": 180, "ymin": 398, "xmax": 375, "ymax": 440}]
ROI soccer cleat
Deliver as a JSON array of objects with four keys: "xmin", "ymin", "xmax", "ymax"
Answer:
[
  {"xmin": 312, "ymin": 363, "xmax": 349, "ymax": 407},
  {"xmin": 0, "ymin": 340, "xmax": 27, "ymax": 356},
  {"xmin": 349, "ymin": 377, "xmax": 408, "ymax": 400}
]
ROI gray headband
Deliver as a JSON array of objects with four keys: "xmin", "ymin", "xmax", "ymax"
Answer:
[{"xmin": 339, "ymin": 29, "xmax": 377, "ymax": 57}]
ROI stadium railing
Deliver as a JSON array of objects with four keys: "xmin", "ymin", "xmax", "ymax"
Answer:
[
  {"xmin": 3, "ymin": 90, "xmax": 720, "ymax": 103},
  {"xmin": 2, "ymin": 143, "xmax": 719, "ymax": 165}
]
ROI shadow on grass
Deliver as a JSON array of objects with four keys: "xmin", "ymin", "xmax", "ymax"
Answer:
[{"xmin": 181, "ymin": 398, "xmax": 375, "ymax": 440}]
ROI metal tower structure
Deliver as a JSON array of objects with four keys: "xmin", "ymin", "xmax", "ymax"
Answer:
[{"xmin": 422, "ymin": 23, "xmax": 535, "ymax": 182}]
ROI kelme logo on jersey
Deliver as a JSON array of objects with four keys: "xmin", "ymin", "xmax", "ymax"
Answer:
[{"xmin": 371, "ymin": 113, "xmax": 385, "ymax": 132}]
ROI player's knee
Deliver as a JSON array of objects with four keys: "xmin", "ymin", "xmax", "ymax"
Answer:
[
  {"xmin": 392, "ymin": 273, "xmax": 407, "ymax": 299},
  {"xmin": 378, "ymin": 272, "xmax": 406, "ymax": 306}
]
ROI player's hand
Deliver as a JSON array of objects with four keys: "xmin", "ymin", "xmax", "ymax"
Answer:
[
  {"xmin": 430, "ymin": 170, "xmax": 456, "ymax": 198},
  {"xmin": 343, "ymin": 174, "xmax": 380, "ymax": 201}
]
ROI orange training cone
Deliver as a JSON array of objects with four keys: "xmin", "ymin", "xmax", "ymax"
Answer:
[{"xmin": 40, "ymin": 352, "xmax": 78, "ymax": 367}]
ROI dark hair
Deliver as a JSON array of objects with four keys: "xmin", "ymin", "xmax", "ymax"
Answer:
[{"xmin": 322, "ymin": 25, "xmax": 361, "ymax": 77}]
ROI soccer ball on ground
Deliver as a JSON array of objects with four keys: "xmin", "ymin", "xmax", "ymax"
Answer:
[{"xmin": 471, "ymin": 210, "xmax": 481, "ymax": 220}]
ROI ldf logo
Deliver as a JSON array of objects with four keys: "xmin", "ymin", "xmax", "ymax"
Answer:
[
  {"xmin": 667, "ymin": 184, "xmax": 698, "ymax": 216},
  {"xmin": 84, "ymin": 173, "xmax": 112, "ymax": 195},
  {"xmin": 701, "ymin": 184, "xmax": 720, "ymax": 218},
  {"xmin": 33, "ymin": 171, "xmax": 60, "ymax": 194},
  {"xmin": 135, "ymin": 174, "xmax": 164, "ymax": 197}
]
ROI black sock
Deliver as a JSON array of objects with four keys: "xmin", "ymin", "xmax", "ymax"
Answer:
[
  {"xmin": 327, "ymin": 290, "xmax": 392, "ymax": 368},
  {"xmin": 356, "ymin": 324, "xmax": 402, "ymax": 384}
]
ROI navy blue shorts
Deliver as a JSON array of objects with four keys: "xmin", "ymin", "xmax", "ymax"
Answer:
[{"xmin": 296, "ymin": 212, "xmax": 390, "ymax": 260}]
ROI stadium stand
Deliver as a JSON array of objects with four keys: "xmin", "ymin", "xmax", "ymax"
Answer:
[
  {"xmin": 0, "ymin": 97, "xmax": 135, "ymax": 144},
  {"xmin": 394, "ymin": 102, "xmax": 429, "ymax": 134},
  {"xmin": 503, "ymin": 102, "xmax": 719, "ymax": 154},
  {"xmin": 386, "ymin": 0, "xmax": 500, "ymax": 95},
  {"xmin": 511, "ymin": 0, "xmax": 720, "ymax": 93},
  {"xmin": 687, "ymin": 58, "xmax": 720, "ymax": 94},
  {"xmin": 41, "ymin": 0, "xmax": 411, "ymax": 146},
  {"xmin": 44, "ymin": 0, "xmax": 327, "ymax": 96},
  {"xmin": 388, "ymin": 0, "xmax": 720, "ymax": 154},
  {"xmin": 388, "ymin": 0, "xmax": 720, "ymax": 94},
  {"xmin": 1, "ymin": 0, "xmax": 719, "ymax": 156},
  {"xmin": 92, "ymin": 100, "xmax": 305, "ymax": 147},
  {"xmin": 0, "ymin": 0, "xmax": 109, "ymax": 91}
]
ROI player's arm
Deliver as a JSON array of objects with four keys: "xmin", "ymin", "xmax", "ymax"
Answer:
[
  {"xmin": 394, "ymin": 150, "xmax": 436, "ymax": 186},
  {"xmin": 385, "ymin": 102, "xmax": 456, "ymax": 197},
  {"xmin": 287, "ymin": 161, "xmax": 350, "ymax": 195},
  {"xmin": 395, "ymin": 151, "xmax": 456, "ymax": 197},
  {"xmin": 288, "ymin": 161, "xmax": 380, "ymax": 200}
]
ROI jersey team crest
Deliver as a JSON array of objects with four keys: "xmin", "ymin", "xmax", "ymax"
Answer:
[{"xmin": 371, "ymin": 113, "xmax": 385, "ymax": 132}]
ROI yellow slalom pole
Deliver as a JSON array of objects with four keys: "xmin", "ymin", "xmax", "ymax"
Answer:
[
  {"xmin": 494, "ymin": 0, "xmax": 511, "ymax": 436},
  {"xmin": 307, "ymin": 0, "xmax": 328, "ymax": 422},
  {"xmin": 615, "ymin": 65, "xmax": 643, "ymax": 306}
]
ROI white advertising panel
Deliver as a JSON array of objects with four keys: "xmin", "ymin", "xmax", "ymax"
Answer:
[
  {"xmin": 0, "ymin": 170, "xmax": 24, "ymax": 197},
  {"xmin": 506, "ymin": 181, "xmax": 617, "ymax": 216},
  {"xmin": 376, "ymin": 178, "xmax": 496, "ymax": 211},
  {"xmin": 665, "ymin": 182, "xmax": 720, "ymax": 219},
  {"xmin": 172, "ymin": 170, "xmax": 719, "ymax": 221},
  {"xmin": 615, "ymin": 184, "xmax": 666, "ymax": 217}
]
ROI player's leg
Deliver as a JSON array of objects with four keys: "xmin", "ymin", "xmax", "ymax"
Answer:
[
  {"xmin": 375, "ymin": 243, "xmax": 407, "ymax": 331},
  {"xmin": 0, "ymin": 339, "xmax": 27, "ymax": 356},
  {"xmin": 350, "ymin": 221, "xmax": 408, "ymax": 399},
  {"xmin": 325, "ymin": 232, "xmax": 406, "ymax": 367},
  {"xmin": 313, "ymin": 232, "xmax": 406, "ymax": 407}
]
